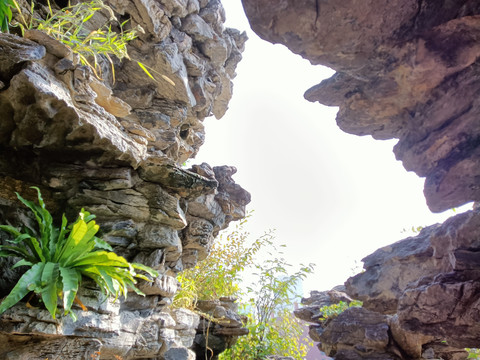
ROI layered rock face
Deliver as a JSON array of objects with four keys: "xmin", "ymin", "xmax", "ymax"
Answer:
[
  {"xmin": 241, "ymin": 0, "xmax": 480, "ymax": 359},
  {"xmin": 297, "ymin": 210, "xmax": 480, "ymax": 359},
  {"xmin": 190, "ymin": 297, "xmax": 248, "ymax": 359},
  {"xmin": 241, "ymin": 0, "xmax": 480, "ymax": 213},
  {"xmin": 0, "ymin": 0, "xmax": 248, "ymax": 359}
]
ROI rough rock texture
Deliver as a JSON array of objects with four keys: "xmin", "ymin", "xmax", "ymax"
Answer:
[
  {"xmin": 295, "ymin": 268, "xmax": 480, "ymax": 360},
  {"xmin": 241, "ymin": 0, "xmax": 480, "ymax": 213},
  {"xmin": 295, "ymin": 210, "xmax": 480, "ymax": 359},
  {"xmin": 191, "ymin": 297, "xmax": 248, "ymax": 360},
  {"xmin": 242, "ymin": 1, "xmax": 480, "ymax": 359},
  {"xmin": 0, "ymin": 0, "xmax": 248, "ymax": 359}
]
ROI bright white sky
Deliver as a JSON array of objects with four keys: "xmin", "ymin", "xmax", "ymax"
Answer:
[{"xmin": 194, "ymin": 2, "xmax": 471, "ymax": 295}]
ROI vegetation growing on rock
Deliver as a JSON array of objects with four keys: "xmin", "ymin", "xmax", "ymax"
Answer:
[
  {"xmin": 175, "ymin": 218, "xmax": 315, "ymax": 359},
  {"xmin": 0, "ymin": 188, "xmax": 158, "ymax": 321}
]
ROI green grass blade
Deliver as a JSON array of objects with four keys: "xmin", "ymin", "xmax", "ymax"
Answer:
[
  {"xmin": 0, "ymin": 262, "xmax": 45, "ymax": 315},
  {"xmin": 137, "ymin": 61, "xmax": 156, "ymax": 82}
]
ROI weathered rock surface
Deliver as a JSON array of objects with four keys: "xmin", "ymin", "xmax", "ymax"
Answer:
[
  {"xmin": 295, "ymin": 209, "xmax": 480, "ymax": 359},
  {"xmin": 0, "ymin": 0, "xmax": 248, "ymax": 359},
  {"xmin": 244, "ymin": 1, "xmax": 480, "ymax": 358},
  {"xmin": 241, "ymin": 0, "xmax": 480, "ymax": 213},
  {"xmin": 191, "ymin": 297, "xmax": 248, "ymax": 360}
]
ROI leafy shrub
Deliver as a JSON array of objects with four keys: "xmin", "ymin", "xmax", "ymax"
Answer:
[
  {"xmin": 175, "ymin": 217, "xmax": 315, "ymax": 360},
  {"xmin": 221, "ymin": 252, "xmax": 314, "ymax": 360},
  {"xmin": 173, "ymin": 218, "xmax": 268, "ymax": 308},
  {"xmin": 222, "ymin": 308, "xmax": 310, "ymax": 360},
  {"xmin": 9, "ymin": 0, "xmax": 174, "ymax": 84},
  {"xmin": 0, "ymin": 187, "xmax": 158, "ymax": 321},
  {"xmin": 467, "ymin": 348, "xmax": 480, "ymax": 359}
]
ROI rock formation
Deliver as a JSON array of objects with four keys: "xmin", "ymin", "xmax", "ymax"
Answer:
[
  {"xmin": 241, "ymin": 0, "xmax": 480, "ymax": 359},
  {"xmin": 296, "ymin": 210, "xmax": 480, "ymax": 359},
  {"xmin": 241, "ymin": 0, "xmax": 480, "ymax": 213},
  {"xmin": 0, "ymin": 0, "xmax": 249, "ymax": 359},
  {"xmin": 190, "ymin": 297, "xmax": 248, "ymax": 360}
]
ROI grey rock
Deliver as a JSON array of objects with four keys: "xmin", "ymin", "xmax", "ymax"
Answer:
[
  {"xmin": 138, "ymin": 274, "xmax": 178, "ymax": 297},
  {"xmin": 192, "ymin": 298, "xmax": 248, "ymax": 359},
  {"xmin": 0, "ymin": 1, "xmax": 251, "ymax": 359},
  {"xmin": 0, "ymin": 336, "xmax": 102, "ymax": 360},
  {"xmin": 0, "ymin": 33, "xmax": 45, "ymax": 82},
  {"xmin": 319, "ymin": 307, "xmax": 391, "ymax": 358},
  {"xmin": 163, "ymin": 346, "xmax": 196, "ymax": 360}
]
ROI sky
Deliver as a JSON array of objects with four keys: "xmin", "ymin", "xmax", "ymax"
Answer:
[{"xmin": 193, "ymin": 1, "xmax": 471, "ymax": 295}]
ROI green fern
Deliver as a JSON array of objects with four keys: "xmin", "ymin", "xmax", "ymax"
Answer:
[{"xmin": 0, "ymin": 187, "xmax": 158, "ymax": 321}]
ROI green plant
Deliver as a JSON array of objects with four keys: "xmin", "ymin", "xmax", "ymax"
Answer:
[
  {"xmin": 175, "ymin": 218, "xmax": 315, "ymax": 360},
  {"xmin": 318, "ymin": 300, "xmax": 363, "ymax": 322},
  {"xmin": 173, "ymin": 217, "xmax": 268, "ymax": 308},
  {"xmin": 0, "ymin": 0, "xmax": 14, "ymax": 32},
  {"xmin": 222, "ymin": 305, "xmax": 311, "ymax": 360},
  {"xmin": 221, "ymin": 254, "xmax": 314, "ymax": 360},
  {"xmin": 467, "ymin": 348, "xmax": 480, "ymax": 359},
  {"xmin": 0, "ymin": 187, "xmax": 158, "ymax": 321},
  {"xmin": 11, "ymin": 0, "xmax": 174, "ymax": 85},
  {"xmin": 12, "ymin": 0, "xmax": 138, "ymax": 80}
]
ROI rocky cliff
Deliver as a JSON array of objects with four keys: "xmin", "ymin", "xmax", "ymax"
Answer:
[
  {"xmin": 241, "ymin": 0, "xmax": 480, "ymax": 359},
  {"xmin": 0, "ymin": 0, "xmax": 248, "ymax": 359}
]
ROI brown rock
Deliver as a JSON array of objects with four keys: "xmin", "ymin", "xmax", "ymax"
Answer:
[{"xmin": 241, "ymin": 0, "xmax": 480, "ymax": 212}]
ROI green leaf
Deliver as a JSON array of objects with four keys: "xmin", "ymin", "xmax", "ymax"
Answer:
[
  {"xmin": 12, "ymin": 258, "xmax": 33, "ymax": 269},
  {"xmin": 93, "ymin": 236, "xmax": 113, "ymax": 251},
  {"xmin": 131, "ymin": 262, "xmax": 159, "ymax": 278},
  {"xmin": 0, "ymin": 262, "xmax": 45, "ymax": 315},
  {"xmin": 55, "ymin": 216, "xmax": 98, "ymax": 265},
  {"xmin": 53, "ymin": 214, "xmax": 69, "ymax": 258},
  {"xmin": 59, "ymin": 266, "xmax": 80, "ymax": 315},
  {"xmin": 7, "ymin": 233, "xmax": 32, "ymax": 244},
  {"xmin": 0, "ymin": 244, "xmax": 34, "ymax": 261},
  {"xmin": 40, "ymin": 262, "xmax": 59, "ymax": 318},
  {"xmin": 72, "ymin": 250, "xmax": 129, "ymax": 268},
  {"xmin": 0, "ymin": 224, "xmax": 22, "ymax": 237},
  {"xmin": 28, "ymin": 236, "xmax": 45, "ymax": 262}
]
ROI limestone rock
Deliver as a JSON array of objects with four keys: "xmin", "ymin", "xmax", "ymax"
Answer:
[
  {"xmin": 0, "ymin": 336, "xmax": 102, "ymax": 360},
  {"xmin": 0, "ymin": 0, "xmax": 250, "ymax": 358},
  {"xmin": 295, "ymin": 211, "xmax": 479, "ymax": 359},
  {"xmin": 192, "ymin": 298, "xmax": 249, "ymax": 359},
  {"xmin": 345, "ymin": 229, "xmax": 440, "ymax": 314},
  {"xmin": 241, "ymin": 0, "xmax": 480, "ymax": 212},
  {"xmin": 0, "ymin": 33, "xmax": 45, "ymax": 83}
]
